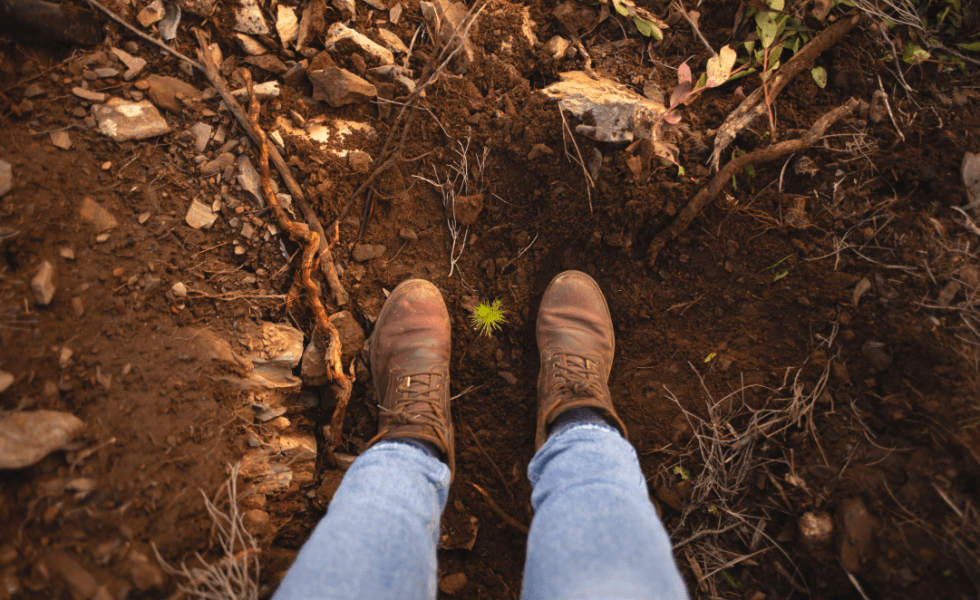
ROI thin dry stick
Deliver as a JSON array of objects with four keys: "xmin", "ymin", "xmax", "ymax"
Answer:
[
  {"xmin": 236, "ymin": 68, "xmax": 354, "ymax": 461},
  {"xmin": 84, "ymin": 0, "xmax": 203, "ymax": 69},
  {"xmin": 877, "ymin": 75, "xmax": 905, "ymax": 143},
  {"xmin": 709, "ymin": 13, "xmax": 863, "ymax": 171},
  {"xmin": 470, "ymin": 483, "xmax": 529, "ymax": 534},
  {"xmin": 464, "ymin": 424, "xmax": 514, "ymax": 499},
  {"xmin": 558, "ymin": 107, "xmax": 594, "ymax": 212},
  {"xmin": 675, "ymin": 0, "xmax": 716, "ymax": 57},
  {"xmin": 649, "ymin": 98, "xmax": 859, "ymax": 266}
]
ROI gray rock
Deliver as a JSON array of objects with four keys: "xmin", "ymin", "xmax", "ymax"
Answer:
[
  {"xmin": 0, "ymin": 159, "xmax": 11, "ymax": 197},
  {"xmin": 93, "ymin": 98, "xmax": 170, "ymax": 142},
  {"xmin": 234, "ymin": 0, "xmax": 269, "ymax": 35},
  {"xmin": 962, "ymin": 152, "xmax": 980, "ymax": 207},
  {"xmin": 352, "ymin": 244, "xmax": 386, "ymax": 261},
  {"xmin": 324, "ymin": 22, "xmax": 395, "ymax": 67},
  {"xmin": 0, "ymin": 411, "xmax": 84, "ymax": 469},
  {"xmin": 31, "ymin": 261, "xmax": 56, "ymax": 305},
  {"xmin": 73, "ymin": 87, "xmax": 106, "ymax": 103},
  {"xmin": 24, "ymin": 83, "xmax": 44, "ymax": 98},
  {"xmin": 189, "ymin": 122, "xmax": 212, "ymax": 153},
  {"xmin": 311, "ymin": 67, "xmax": 377, "ymax": 107},
  {"xmin": 110, "ymin": 47, "xmax": 147, "ymax": 81},
  {"xmin": 200, "ymin": 152, "xmax": 235, "ymax": 176},
  {"xmin": 237, "ymin": 155, "xmax": 265, "ymax": 206},
  {"xmin": 540, "ymin": 71, "xmax": 667, "ymax": 142}
]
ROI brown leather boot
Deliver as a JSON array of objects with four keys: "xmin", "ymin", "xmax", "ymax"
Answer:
[
  {"xmin": 366, "ymin": 279, "xmax": 454, "ymax": 474},
  {"xmin": 535, "ymin": 270, "xmax": 628, "ymax": 450}
]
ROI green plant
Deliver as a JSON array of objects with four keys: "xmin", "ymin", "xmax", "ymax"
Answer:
[
  {"xmin": 469, "ymin": 299, "xmax": 507, "ymax": 337},
  {"xmin": 721, "ymin": 569, "xmax": 742, "ymax": 589},
  {"xmin": 673, "ymin": 465, "xmax": 691, "ymax": 480}
]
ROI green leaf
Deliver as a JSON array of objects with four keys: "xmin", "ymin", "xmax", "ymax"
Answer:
[
  {"xmin": 611, "ymin": 0, "xmax": 630, "ymax": 17},
  {"xmin": 773, "ymin": 270, "xmax": 789, "ymax": 282},
  {"xmin": 705, "ymin": 352, "xmax": 717, "ymax": 363},
  {"xmin": 811, "ymin": 66, "xmax": 828, "ymax": 87},
  {"xmin": 728, "ymin": 67, "xmax": 757, "ymax": 81},
  {"xmin": 902, "ymin": 42, "xmax": 931, "ymax": 63},
  {"xmin": 633, "ymin": 16, "xmax": 656, "ymax": 38},
  {"xmin": 958, "ymin": 41, "xmax": 980, "ymax": 51},
  {"xmin": 694, "ymin": 72, "xmax": 707, "ymax": 90},
  {"xmin": 744, "ymin": 40, "xmax": 756, "ymax": 54}
]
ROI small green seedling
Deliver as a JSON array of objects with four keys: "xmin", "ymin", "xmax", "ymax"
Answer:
[
  {"xmin": 470, "ymin": 299, "xmax": 507, "ymax": 337},
  {"xmin": 721, "ymin": 570, "xmax": 741, "ymax": 589},
  {"xmin": 673, "ymin": 466, "xmax": 691, "ymax": 480},
  {"xmin": 704, "ymin": 352, "xmax": 717, "ymax": 363},
  {"xmin": 707, "ymin": 505, "xmax": 720, "ymax": 516}
]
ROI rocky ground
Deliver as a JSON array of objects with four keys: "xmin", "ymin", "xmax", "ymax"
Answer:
[{"xmin": 2, "ymin": 0, "xmax": 980, "ymax": 598}]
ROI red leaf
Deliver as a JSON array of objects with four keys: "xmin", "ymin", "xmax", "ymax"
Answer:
[{"xmin": 677, "ymin": 61, "xmax": 692, "ymax": 86}]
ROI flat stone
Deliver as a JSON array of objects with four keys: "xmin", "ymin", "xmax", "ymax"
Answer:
[
  {"xmin": 0, "ymin": 160, "xmax": 11, "ymax": 197},
  {"xmin": 237, "ymin": 155, "xmax": 265, "ymax": 206},
  {"xmin": 24, "ymin": 83, "xmax": 44, "ymax": 98},
  {"xmin": 245, "ymin": 55, "xmax": 288, "ymax": 74},
  {"xmin": 449, "ymin": 194, "xmax": 483, "ymax": 226},
  {"xmin": 296, "ymin": 0, "xmax": 327, "ymax": 50},
  {"xmin": 0, "ymin": 411, "xmax": 84, "ymax": 469},
  {"xmin": 93, "ymin": 98, "xmax": 170, "ymax": 142},
  {"xmin": 110, "ymin": 47, "xmax": 147, "ymax": 81},
  {"xmin": 185, "ymin": 198, "xmax": 217, "ymax": 229},
  {"xmin": 235, "ymin": 33, "xmax": 268, "ymax": 56},
  {"xmin": 528, "ymin": 144, "xmax": 553, "ymax": 160},
  {"xmin": 399, "ymin": 227, "xmax": 418, "ymax": 241},
  {"xmin": 31, "ymin": 261, "xmax": 56, "ymax": 305},
  {"xmin": 540, "ymin": 71, "xmax": 667, "ymax": 142},
  {"xmin": 375, "ymin": 28, "xmax": 408, "ymax": 53},
  {"xmin": 277, "ymin": 5, "xmax": 299, "ymax": 47},
  {"xmin": 230, "ymin": 80, "xmax": 281, "ymax": 101},
  {"xmin": 234, "ymin": 0, "xmax": 269, "ymax": 35},
  {"xmin": 200, "ymin": 152, "xmax": 235, "ymax": 176},
  {"xmin": 73, "ymin": 87, "xmax": 106, "ymax": 103},
  {"xmin": 137, "ymin": 0, "xmax": 166, "ymax": 26},
  {"xmin": 94, "ymin": 68, "xmax": 119, "ymax": 78},
  {"xmin": 348, "ymin": 151, "xmax": 372, "ymax": 173},
  {"xmin": 80, "ymin": 197, "xmax": 118, "ymax": 231},
  {"xmin": 324, "ymin": 22, "xmax": 394, "ymax": 67},
  {"xmin": 189, "ymin": 122, "xmax": 212, "ymax": 153},
  {"xmin": 352, "ymin": 244, "xmax": 386, "ymax": 261},
  {"xmin": 310, "ymin": 67, "xmax": 377, "ymax": 107},
  {"xmin": 145, "ymin": 74, "xmax": 202, "ymax": 113}
]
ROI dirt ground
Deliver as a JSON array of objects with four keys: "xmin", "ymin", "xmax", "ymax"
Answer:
[{"xmin": 2, "ymin": 0, "xmax": 980, "ymax": 598}]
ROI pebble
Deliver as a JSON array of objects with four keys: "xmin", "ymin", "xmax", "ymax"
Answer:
[
  {"xmin": 59, "ymin": 347, "xmax": 73, "ymax": 368},
  {"xmin": 71, "ymin": 297, "xmax": 85, "ymax": 317},
  {"xmin": 528, "ymin": 143, "xmax": 553, "ymax": 160},
  {"xmin": 498, "ymin": 371, "xmax": 518, "ymax": 386},
  {"xmin": 171, "ymin": 282, "xmax": 187, "ymax": 298},
  {"xmin": 111, "ymin": 47, "xmax": 147, "ymax": 81},
  {"xmin": 189, "ymin": 122, "xmax": 212, "ymax": 154},
  {"xmin": 138, "ymin": 211, "xmax": 152, "ymax": 224},
  {"xmin": 24, "ymin": 83, "xmax": 44, "ymax": 98},
  {"xmin": 399, "ymin": 227, "xmax": 418, "ymax": 242},
  {"xmin": 799, "ymin": 511, "xmax": 834, "ymax": 552},
  {"xmin": 237, "ymin": 155, "xmax": 264, "ymax": 205},
  {"xmin": 83, "ymin": 69, "xmax": 98, "ymax": 81},
  {"xmin": 234, "ymin": 0, "xmax": 269, "ymax": 35},
  {"xmin": 449, "ymin": 194, "xmax": 483, "ymax": 226},
  {"xmin": 840, "ymin": 497, "xmax": 876, "ymax": 572},
  {"xmin": 72, "ymin": 87, "xmax": 106, "ymax": 103},
  {"xmin": 31, "ymin": 261, "xmax": 56, "ymax": 305},
  {"xmin": 0, "ymin": 159, "xmax": 11, "ymax": 197},
  {"xmin": 348, "ymin": 151, "xmax": 372, "ymax": 173},
  {"xmin": 49, "ymin": 131, "xmax": 72, "ymax": 150},
  {"xmin": 241, "ymin": 222, "xmax": 255, "ymax": 239},
  {"xmin": 310, "ymin": 67, "xmax": 377, "ymax": 107},
  {"xmin": 439, "ymin": 573, "xmax": 467, "ymax": 595},
  {"xmin": 0, "ymin": 371, "xmax": 13, "ymax": 393},
  {"xmin": 235, "ymin": 32, "xmax": 268, "ymax": 55},
  {"xmin": 185, "ymin": 198, "xmax": 218, "ymax": 229},
  {"xmin": 243, "ymin": 509, "xmax": 270, "ymax": 535},
  {"xmin": 95, "ymin": 67, "xmax": 119, "ymax": 79},
  {"xmin": 137, "ymin": 0, "xmax": 166, "ymax": 26},
  {"xmin": 962, "ymin": 152, "xmax": 980, "ymax": 207},
  {"xmin": 352, "ymin": 244, "xmax": 386, "ymax": 261}
]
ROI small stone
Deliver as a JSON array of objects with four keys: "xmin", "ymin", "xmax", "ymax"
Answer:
[
  {"xmin": 852, "ymin": 278, "xmax": 872, "ymax": 307},
  {"xmin": 230, "ymin": 81, "xmax": 281, "ymax": 101},
  {"xmin": 24, "ymin": 83, "xmax": 44, "ymax": 98},
  {"xmin": 840, "ymin": 497, "xmax": 876, "ymax": 572},
  {"xmin": 277, "ymin": 5, "xmax": 299, "ymax": 47},
  {"xmin": 348, "ymin": 151, "xmax": 372, "ymax": 173},
  {"xmin": 323, "ymin": 22, "xmax": 394, "ymax": 67},
  {"xmin": 129, "ymin": 557, "xmax": 164, "ymax": 591},
  {"xmin": 0, "ymin": 159, "xmax": 11, "ymax": 197},
  {"xmin": 352, "ymin": 244, "xmax": 386, "ymax": 261},
  {"xmin": 376, "ymin": 29, "xmax": 408, "ymax": 54},
  {"xmin": 544, "ymin": 35, "xmax": 571, "ymax": 59},
  {"xmin": 449, "ymin": 194, "xmax": 483, "ymax": 226},
  {"xmin": 49, "ymin": 130, "xmax": 71, "ymax": 150},
  {"xmin": 59, "ymin": 347, "xmax": 73, "ymax": 368},
  {"xmin": 189, "ymin": 122, "xmax": 212, "ymax": 153},
  {"xmin": 310, "ymin": 67, "xmax": 377, "ymax": 107},
  {"xmin": 241, "ymin": 222, "xmax": 255, "ymax": 239},
  {"xmin": 31, "ymin": 261, "xmax": 56, "ymax": 305},
  {"xmin": 185, "ymin": 199, "xmax": 217, "ymax": 229},
  {"xmin": 95, "ymin": 68, "xmax": 119, "ymax": 79},
  {"xmin": 528, "ymin": 144, "xmax": 553, "ymax": 160},
  {"xmin": 235, "ymin": 33, "xmax": 268, "ymax": 55},
  {"xmin": 72, "ymin": 87, "xmax": 106, "ymax": 103},
  {"xmin": 137, "ymin": 0, "xmax": 166, "ymax": 26},
  {"xmin": 93, "ymin": 98, "xmax": 170, "ymax": 142},
  {"xmin": 937, "ymin": 280, "xmax": 962, "ymax": 307},
  {"xmin": 245, "ymin": 55, "xmax": 289, "ymax": 74},
  {"xmin": 138, "ymin": 211, "xmax": 152, "ymax": 224},
  {"xmin": 171, "ymin": 282, "xmax": 187, "ymax": 298},
  {"xmin": 333, "ymin": 0, "xmax": 356, "ymax": 16},
  {"xmin": 498, "ymin": 371, "xmax": 517, "ymax": 386},
  {"xmin": 439, "ymin": 573, "xmax": 467, "ymax": 595},
  {"xmin": 243, "ymin": 509, "xmax": 270, "ymax": 535},
  {"xmin": 200, "ymin": 152, "xmax": 235, "ymax": 176},
  {"xmin": 71, "ymin": 297, "xmax": 85, "ymax": 317},
  {"xmin": 237, "ymin": 155, "xmax": 264, "ymax": 206},
  {"xmin": 234, "ymin": 0, "xmax": 269, "ymax": 35},
  {"xmin": 0, "ymin": 371, "xmax": 14, "ymax": 393},
  {"xmin": 111, "ymin": 47, "xmax": 147, "ymax": 81},
  {"xmin": 870, "ymin": 89, "xmax": 888, "ymax": 124},
  {"xmin": 0, "ymin": 411, "xmax": 84, "ymax": 468},
  {"xmin": 799, "ymin": 511, "xmax": 834, "ymax": 552},
  {"xmin": 145, "ymin": 74, "xmax": 202, "ymax": 113},
  {"xmin": 296, "ymin": 0, "xmax": 328, "ymax": 50},
  {"xmin": 399, "ymin": 227, "xmax": 418, "ymax": 241}
]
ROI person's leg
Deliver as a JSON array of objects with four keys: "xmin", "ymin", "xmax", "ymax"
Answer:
[
  {"xmin": 274, "ymin": 279, "xmax": 456, "ymax": 600},
  {"xmin": 273, "ymin": 440, "xmax": 450, "ymax": 600},
  {"xmin": 523, "ymin": 271, "xmax": 689, "ymax": 600},
  {"xmin": 522, "ymin": 417, "xmax": 689, "ymax": 600}
]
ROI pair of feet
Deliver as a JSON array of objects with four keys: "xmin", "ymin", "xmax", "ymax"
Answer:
[{"xmin": 365, "ymin": 271, "xmax": 628, "ymax": 474}]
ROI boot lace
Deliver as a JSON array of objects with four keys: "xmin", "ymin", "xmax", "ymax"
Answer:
[
  {"xmin": 551, "ymin": 354, "xmax": 605, "ymax": 400},
  {"xmin": 383, "ymin": 372, "xmax": 447, "ymax": 432}
]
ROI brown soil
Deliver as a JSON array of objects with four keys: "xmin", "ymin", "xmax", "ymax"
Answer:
[{"xmin": 2, "ymin": 0, "xmax": 980, "ymax": 599}]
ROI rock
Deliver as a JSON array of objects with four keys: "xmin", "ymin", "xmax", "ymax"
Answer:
[
  {"xmin": 189, "ymin": 122, "xmax": 212, "ymax": 153},
  {"xmin": 245, "ymin": 55, "xmax": 288, "ymax": 74},
  {"xmin": 129, "ymin": 554, "xmax": 164, "ymax": 591},
  {"xmin": 110, "ymin": 47, "xmax": 147, "ymax": 81},
  {"xmin": 234, "ymin": 0, "xmax": 269, "ymax": 35},
  {"xmin": 296, "ymin": 0, "xmax": 327, "ymax": 50},
  {"xmin": 48, "ymin": 130, "xmax": 71, "ymax": 152},
  {"xmin": 399, "ymin": 227, "xmax": 418, "ymax": 241},
  {"xmin": 852, "ymin": 277, "xmax": 872, "ymax": 306},
  {"xmin": 352, "ymin": 244, "xmax": 386, "ymax": 261},
  {"xmin": 541, "ymin": 72, "xmax": 667, "ymax": 143},
  {"xmin": 0, "ymin": 159, "xmax": 11, "ymax": 197},
  {"xmin": 185, "ymin": 199, "xmax": 217, "ymax": 229},
  {"xmin": 839, "ymin": 498, "xmax": 876, "ymax": 572},
  {"xmin": 283, "ymin": 61, "xmax": 309, "ymax": 87},
  {"xmin": 439, "ymin": 573, "xmax": 467, "ymax": 595},
  {"xmin": 46, "ymin": 552, "xmax": 99, "ymax": 600},
  {"xmin": 367, "ymin": 64, "xmax": 415, "ymax": 94},
  {"xmin": 0, "ymin": 371, "xmax": 13, "ymax": 393},
  {"xmin": 962, "ymin": 152, "xmax": 980, "ymax": 207},
  {"xmin": 333, "ymin": 0, "xmax": 356, "ymax": 16},
  {"xmin": 31, "ymin": 261, "xmax": 56, "ymax": 305},
  {"xmin": 937, "ymin": 280, "xmax": 962, "ymax": 307},
  {"xmin": 235, "ymin": 33, "xmax": 268, "ymax": 55},
  {"xmin": 498, "ymin": 371, "xmax": 517, "ymax": 386},
  {"xmin": 420, "ymin": 0, "xmax": 475, "ymax": 72},
  {"xmin": 200, "ymin": 152, "xmax": 235, "ymax": 176},
  {"xmin": 176, "ymin": 0, "xmax": 214, "ymax": 16},
  {"xmin": 72, "ymin": 87, "xmax": 106, "ymax": 103},
  {"xmin": 349, "ymin": 151, "xmax": 372, "ymax": 173},
  {"xmin": 861, "ymin": 340, "xmax": 892, "ymax": 371},
  {"xmin": 93, "ymin": 98, "xmax": 170, "ymax": 141},
  {"xmin": 137, "ymin": 0, "xmax": 166, "ymax": 26},
  {"xmin": 799, "ymin": 511, "xmax": 834, "ymax": 552},
  {"xmin": 0, "ymin": 411, "xmax": 84, "ymax": 469},
  {"xmin": 95, "ymin": 67, "xmax": 119, "ymax": 78},
  {"xmin": 237, "ymin": 155, "xmax": 265, "ymax": 206},
  {"xmin": 171, "ymin": 282, "xmax": 187, "ymax": 298},
  {"xmin": 145, "ymin": 74, "xmax": 202, "ymax": 113},
  {"xmin": 449, "ymin": 194, "xmax": 483, "ymax": 226},
  {"xmin": 230, "ymin": 81, "xmax": 281, "ymax": 101},
  {"xmin": 276, "ymin": 5, "xmax": 299, "ymax": 47},
  {"xmin": 24, "ymin": 83, "xmax": 44, "ymax": 98},
  {"xmin": 376, "ymin": 29, "xmax": 408, "ymax": 54},
  {"xmin": 528, "ymin": 144, "xmax": 553, "ymax": 160},
  {"xmin": 544, "ymin": 35, "xmax": 571, "ymax": 59},
  {"xmin": 870, "ymin": 89, "xmax": 888, "ymax": 124},
  {"xmin": 80, "ymin": 197, "xmax": 118, "ymax": 231},
  {"xmin": 310, "ymin": 67, "xmax": 377, "ymax": 107},
  {"xmin": 243, "ymin": 509, "xmax": 270, "ymax": 535},
  {"xmin": 324, "ymin": 22, "xmax": 395, "ymax": 67}
]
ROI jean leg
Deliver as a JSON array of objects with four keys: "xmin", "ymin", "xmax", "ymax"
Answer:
[
  {"xmin": 522, "ymin": 424, "xmax": 690, "ymax": 600},
  {"xmin": 273, "ymin": 441, "xmax": 451, "ymax": 600}
]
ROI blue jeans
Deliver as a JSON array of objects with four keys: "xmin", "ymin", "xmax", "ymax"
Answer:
[{"xmin": 273, "ymin": 423, "xmax": 689, "ymax": 600}]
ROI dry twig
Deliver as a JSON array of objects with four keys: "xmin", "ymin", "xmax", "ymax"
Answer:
[{"xmin": 470, "ymin": 483, "xmax": 529, "ymax": 534}]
